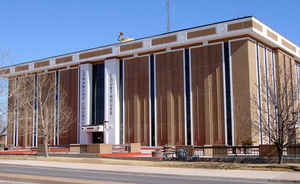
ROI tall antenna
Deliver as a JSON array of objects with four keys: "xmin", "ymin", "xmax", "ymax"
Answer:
[{"xmin": 166, "ymin": 0, "xmax": 170, "ymax": 32}]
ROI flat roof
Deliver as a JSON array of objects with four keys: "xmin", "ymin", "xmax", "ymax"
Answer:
[{"xmin": 1, "ymin": 16, "xmax": 299, "ymax": 77}]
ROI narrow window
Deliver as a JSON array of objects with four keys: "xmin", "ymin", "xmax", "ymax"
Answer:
[
  {"xmin": 224, "ymin": 42, "xmax": 233, "ymax": 145},
  {"xmin": 92, "ymin": 64, "xmax": 105, "ymax": 125},
  {"xmin": 119, "ymin": 59, "xmax": 124, "ymax": 144},
  {"xmin": 185, "ymin": 48, "xmax": 192, "ymax": 145},
  {"xmin": 150, "ymin": 54, "xmax": 156, "ymax": 146}
]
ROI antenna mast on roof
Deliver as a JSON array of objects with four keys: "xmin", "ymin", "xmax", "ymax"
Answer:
[{"xmin": 166, "ymin": 0, "xmax": 170, "ymax": 32}]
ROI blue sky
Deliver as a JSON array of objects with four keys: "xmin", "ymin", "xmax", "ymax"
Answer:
[{"xmin": 0, "ymin": 0, "xmax": 299, "ymax": 66}]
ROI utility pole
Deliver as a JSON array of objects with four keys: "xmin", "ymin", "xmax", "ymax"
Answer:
[{"xmin": 166, "ymin": 0, "xmax": 170, "ymax": 32}]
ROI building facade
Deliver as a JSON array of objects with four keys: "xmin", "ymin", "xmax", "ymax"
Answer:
[{"xmin": 1, "ymin": 16, "xmax": 300, "ymax": 147}]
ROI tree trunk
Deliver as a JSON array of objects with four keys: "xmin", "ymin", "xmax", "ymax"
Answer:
[
  {"xmin": 277, "ymin": 147, "xmax": 283, "ymax": 164},
  {"xmin": 43, "ymin": 137, "xmax": 49, "ymax": 158}
]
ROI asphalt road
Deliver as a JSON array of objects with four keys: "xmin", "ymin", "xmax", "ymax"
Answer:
[{"xmin": 0, "ymin": 164, "xmax": 285, "ymax": 184}]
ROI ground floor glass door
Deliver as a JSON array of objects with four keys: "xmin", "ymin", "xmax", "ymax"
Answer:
[{"xmin": 92, "ymin": 132, "xmax": 104, "ymax": 143}]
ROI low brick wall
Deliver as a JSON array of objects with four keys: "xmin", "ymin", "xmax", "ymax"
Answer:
[
  {"xmin": 287, "ymin": 144, "xmax": 300, "ymax": 156},
  {"xmin": 49, "ymin": 147, "xmax": 69, "ymax": 152},
  {"xmin": 259, "ymin": 144, "xmax": 279, "ymax": 157},
  {"xmin": 99, "ymin": 144, "xmax": 112, "ymax": 154},
  {"xmin": 87, "ymin": 144, "xmax": 112, "ymax": 154},
  {"xmin": 70, "ymin": 144, "xmax": 80, "ymax": 153},
  {"xmin": 152, "ymin": 150, "xmax": 163, "ymax": 158},
  {"xmin": 128, "ymin": 143, "xmax": 141, "ymax": 153},
  {"xmin": 80, "ymin": 144, "xmax": 88, "ymax": 153},
  {"xmin": 38, "ymin": 145, "xmax": 69, "ymax": 153},
  {"xmin": 203, "ymin": 145, "xmax": 227, "ymax": 156}
]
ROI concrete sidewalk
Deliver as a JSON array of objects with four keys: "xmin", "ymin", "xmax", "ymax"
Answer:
[{"xmin": 0, "ymin": 159, "xmax": 299, "ymax": 183}]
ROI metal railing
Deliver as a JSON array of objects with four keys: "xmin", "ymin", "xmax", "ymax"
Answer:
[
  {"xmin": 161, "ymin": 145, "xmax": 300, "ymax": 161},
  {"xmin": 227, "ymin": 146, "xmax": 259, "ymax": 157}
]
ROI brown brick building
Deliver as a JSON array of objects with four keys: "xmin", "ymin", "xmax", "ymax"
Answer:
[{"xmin": 1, "ymin": 16, "xmax": 300, "ymax": 147}]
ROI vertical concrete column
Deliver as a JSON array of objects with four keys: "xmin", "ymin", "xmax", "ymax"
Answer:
[
  {"xmin": 104, "ymin": 58, "xmax": 120, "ymax": 144},
  {"xmin": 79, "ymin": 64, "xmax": 93, "ymax": 144}
]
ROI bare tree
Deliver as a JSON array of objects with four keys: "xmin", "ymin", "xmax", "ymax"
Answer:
[
  {"xmin": 0, "ymin": 50, "xmax": 11, "ymax": 141},
  {"xmin": 0, "ymin": 123, "xmax": 6, "ymax": 148},
  {"xmin": 0, "ymin": 124, "xmax": 6, "ymax": 138},
  {"xmin": 8, "ymin": 73, "xmax": 74, "ymax": 157},
  {"xmin": 0, "ymin": 94, "xmax": 7, "ymax": 139},
  {"xmin": 0, "ymin": 80, "xmax": 7, "ymax": 143},
  {"xmin": 36, "ymin": 74, "xmax": 73, "ymax": 157},
  {"xmin": 249, "ymin": 67, "xmax": 299, "ymax": 164}
]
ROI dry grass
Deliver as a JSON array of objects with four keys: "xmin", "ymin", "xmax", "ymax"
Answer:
[{"xmin": 0, "ymin": 155, "xmax": 299, "ymax": 172}]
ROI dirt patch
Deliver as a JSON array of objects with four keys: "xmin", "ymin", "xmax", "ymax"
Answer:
[{"xmin": 0, "ymin": 155, "xmax": 299, "ymax": 172}]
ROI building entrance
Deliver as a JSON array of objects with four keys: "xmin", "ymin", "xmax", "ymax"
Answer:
[{"xmin": 92, "ymin": 132, "xmax": 104, "ymax": 143}]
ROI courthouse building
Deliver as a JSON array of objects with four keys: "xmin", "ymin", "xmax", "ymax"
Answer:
[{"xmin": 1, "ymin": 16, "xmax": 300, "ymax": 147}]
